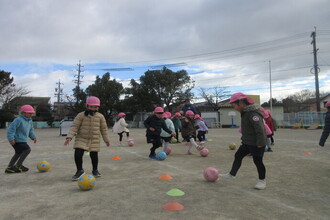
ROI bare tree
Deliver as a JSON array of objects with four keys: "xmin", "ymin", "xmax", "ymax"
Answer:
[
  {"xmin": 1, "ymin": 86, "xmax": 30, "ymax": 110},
  {"xmin": 199, "ymin": 86, "xmax": 230, "ymax": 121}
]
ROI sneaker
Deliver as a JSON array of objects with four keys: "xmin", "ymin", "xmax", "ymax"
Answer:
[
  {"xmin": 149, "ymin": 155, "xmax": 157, "ymax": 159},
  {"xmin": 92, "ymin": 170, "xmax": 101, "ymax": 177},
  {"xmin": 219, "ymin": 173, "xmax": 235, "ymax": 179},
  {"xmin": 5, "ymin": 166, "xmax": 21, "ymax": 174},
  {"xmin": 71, "ymin": 170, "xmax": 85, "ymax": 181},
  {"xmin": 196, "ymin": 145, "xmax": 204, "ymax": 151},
  {"xmin": 16, "ymin": 165, "xmax": 29, "ymax": 172},
  {"xmin": 267, "ymin": 148, "xmax": 273, "ymax": 152},
  {"xmin": 254, "ymin": 179, "xmax": 266, "ymax": 190},
  {"xmin": 271, "ymin": 142, "xmax": 274, "ymax": 145}
]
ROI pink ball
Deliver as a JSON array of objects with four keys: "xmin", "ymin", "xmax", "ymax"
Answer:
[
  {"xmin": 128, "ymin": 140, "xmax": 134, "ymax": 147},
  {"xmin": 203, "ymin": 167, "xmax": 219, "ymax": 182},
  {"xmin": 200, "ymin": 148, "xmax": 209, "ymax": 157},
  {"xmin": 165, "ymin": 146, "xmax": 172, "ymax": 155}
]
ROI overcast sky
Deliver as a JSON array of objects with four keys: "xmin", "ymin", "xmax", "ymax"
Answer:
[{"xmin": 1, "ymin": 0, "xmax": 330, "ymax": 104}]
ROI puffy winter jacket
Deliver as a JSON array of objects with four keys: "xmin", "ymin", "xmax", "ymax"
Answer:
[{"xmin": 67, "ymin": 111, "xmax": 110, "ymax": 152}]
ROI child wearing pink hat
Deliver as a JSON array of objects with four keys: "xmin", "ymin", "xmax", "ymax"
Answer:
[
  {"xmin": 5, "ymin": 105, "xmax": 37, "ymax": 173},
  {"xmin": 64, "ymin": 96, "xmax": 110, "ymax": 180},
  {"xmin": 220, "ymin": 93, "xmax": 268, "ymax": 190},
  {"xmin": 113, "ymin": 112, "xmax": 130, "ymax": 146},
  {"xmin": 144, "ymin": 107, "xmax": 176, "ymax": 159},
  {"xmin": 194, "ymin": 114, "xmax": 208, "ymax": 142},
  {"xmin": 181, "ymin": 110, "xmax": 204, "ymax": 154},
  {"xmin": 160, "ymin": 112, "xmax": 175, "ymax": 153}
]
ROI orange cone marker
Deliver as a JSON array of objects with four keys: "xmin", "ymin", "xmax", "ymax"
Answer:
[
  {"xmin": 162, "ymin": 201, "xmax": 184, "ymax": 211},
  {"xmin": 112, "ymin": 156, "xmax": 121, "ymax": 160},
  {"xmin": 159, "ymin": 174, "xmax": 173, "ymax": 180}
]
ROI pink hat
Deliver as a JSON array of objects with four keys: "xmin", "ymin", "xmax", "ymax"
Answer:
[
  {"xmin": 174, "ymin": 112, "xmax": 181, "ymax": 117},
  {"xmin": 163, "ymin": 112, "xmax": 171, "ymax": 119},
  {"xmin": 86, "ymin": 96, "xmax": 100, "ymax": 106},
  {"xmin": 154, "ymin": 106, "xmax": 164, "ymax": 113},
  {"xmin": 229, "ymin": 92, "xmax": 254, "ymax": 104},
  {"xmin": 194, "ymin": 114, "xmax": 201, "ymax": 120},
  {"xmin": 118, "ymin": 112, "xmax": 126, "ymax": 117},
  {"xmin": 326, "ymin": 101, "xmax": 330, "ymax": 107},
  {"xmin": 185, "ymin": 110, "xmax": 194, "ymax": 116},
  {"xmin": 20, "ymin": 105, "xmax": 35, "ymax": 113}
]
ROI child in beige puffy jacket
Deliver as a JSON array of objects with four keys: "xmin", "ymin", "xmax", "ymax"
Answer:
[{"xmin": 64, "ymin": 96, "xmax": 110, "ymax": 181}]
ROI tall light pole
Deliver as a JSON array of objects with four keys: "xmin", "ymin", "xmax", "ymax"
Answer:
[{"xmin": 269, "ymin": 60, "xmax": 273, "ymax": 112}]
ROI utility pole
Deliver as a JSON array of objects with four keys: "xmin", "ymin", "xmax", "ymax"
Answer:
[
  {"xmin": 74, "ymin": 60, "xmax": 84, "ymax": 89},
  {"xmin": 269, "ymin": 60, "xmax": 273, "ymax": 112},
  {"xmin": 311, "ymin": 28, "xmax": 321, "ymax": 112},
  {"xmin": 54, "ymin": 80, "xmax": 64, "ymax": 102}
]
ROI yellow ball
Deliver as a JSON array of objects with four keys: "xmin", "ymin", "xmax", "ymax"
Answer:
[
  {"xmin": 77, "ymin": 174, "xmax": 96, "ymax": 191},
  {"xmin": 37, "ymin": 161, "xmax": 51, "ymax": 172},
  {"xmin": 229, "ymin": 143, "xmax": 236, "ymax": 150},
  {"xmin": 170, "ymin": 136, "xmax": 177, "ymax": 143}
]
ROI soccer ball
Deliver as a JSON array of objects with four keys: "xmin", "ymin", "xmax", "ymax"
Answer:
[
  {"xmin": 170, "ymin": 136, "xmax": 177, "ymax": 143},
  {"xmin": 229, "ymin": 143, "xmax": 236, "ymax": 150},
  {"xmin": 156, "ymin": 151, "xmax": 167, "ymax": 160},
  {"xmin": 128, "ymin": 139, "xmax": 134, "ymax": 147},
  {"xmin": 37, "ymin": 161, "xmax": 51, "ymax": 172},
  {"xmin": 200, "ymin": 148, "xmax": 209, "ymax": 157},
  {"xmin": 203, "ymin": 167, "xmax": 219, "ymax": 182},
  {"xmin": 77, "ymin": 174, "xmax": 96, "ymax": 191},
  {"xmin": 165, "ymin": 146, "xmax": 172, "ymax": 155}
]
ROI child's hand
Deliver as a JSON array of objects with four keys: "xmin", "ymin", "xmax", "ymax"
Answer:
[
  {"xmin": 257, "ymin": 145, "xmax": 263, "ymax": 148},
  {"xmin": 149, "ymin": 127, "xmax": 155, "ymax": 131},
  {"xmin": 105, "ymin": 142, "xmax": 110, "ymax": 147},
  {"xmin": 64, "ymin": 138, "xmax": 72, "ymax": 146},
  {"xmin": 184, "ymin": 118, "xmax": 189, "ymax": 123},
  {"xmin": 171, "ymin": 133, "xmax": 176, "ymax": 137},
  {"xmin": 9, "ymin": 140, "xmax": 15, "ymax": 146},
  {"xmin": 33, "ymin": 139, "xmax": 37, "ymax": 143}
]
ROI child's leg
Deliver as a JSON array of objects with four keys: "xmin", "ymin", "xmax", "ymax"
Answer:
[
  {"xmin": 197, "ymin": 131, "xmax": 203, "ymax": 142},
  {"xmin": 149, "ymin": 137, "xmax": 162, "ymax": 157},
  {"xmin": 90, "ymin": 152, "xmax": 98, "ymax": 171},
  {"xmin": 270, "ymin": 135, "xmax": 274, "ymax": 144},
  {"xmin": 252, "ymin": 156, "xmax": 266, "ymax": 180},
  {"xmin": 163, "ymin": 141, "xmax": 169, "ymax": 152},
  {"xmin": 229, "ymin": 145, "xmax": 250, "ymax": 176},
  {"xmin": 74, "ymin": 148, "xmax": 85, "ymax": 171},
  {"xmin": 8, "ymin": 153, "xmax": 21, "ymax": 167},
  {"xmin": 16, "ymin": 148, "xmax": 31, "ymax": 166},
  {"xmin": 118, "ymin": 132, "xmax": 123, "ymax": 142},
  {"xmin": 175, "ymin": 129, "xmax": 180, "ymax": 142},
  {"xmin": 126, "ymin": 132, "xmax": 130, "ymax": 138}
]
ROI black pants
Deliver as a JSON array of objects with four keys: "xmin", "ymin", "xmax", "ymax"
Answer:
[
  {"xmin": 148, "ymin": 135, "xmax": 162, "ymax": 157},
  {"xmin": 8, "ymin": 142, "xmax": 31, "ymax": 167},
  {"xmin": 118, "ymin": 132, "xmax": 130, "ymax": 141},
  {"xmin": 197, "ymin": 131, "xmax": 206, "ymax": 142},
  {"xmin": 74, "ymin": 148, "xmax": 98, "ymax": 171},
  {"xmin": 319, "ymin": 129, "xmax": 329, "ymax": 146},
  {"xmin": 229, "ymin": 144, "xmax": 266, "ymax": 180},
  {"xmin": 175, "ymin": 129, "xmax": 180, "ymax": 142}
]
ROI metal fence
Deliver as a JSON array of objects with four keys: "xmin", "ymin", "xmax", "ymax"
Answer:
[{"xmin": 278, "ymin": 112, "xmax": 326, "ymax": 128}]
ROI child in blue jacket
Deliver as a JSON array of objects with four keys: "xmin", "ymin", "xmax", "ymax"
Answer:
[{"xmin": 6, "ymin": 105, "xmax": 37, "ymax": 173}]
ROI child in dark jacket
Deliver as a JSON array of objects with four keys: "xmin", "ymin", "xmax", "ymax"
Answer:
[
  {"xmin": 181, "ymin": 110, "xmax": 204, "ymax": 155},
  {"xmin": 220, "ymin": 93, "xmax": 268, "ymax": 190},
  {"xmin": 144, "ymin": 107, "xmax": 175, "ymax": 159},
  {"xmin": 319, "ymin": 101, "xmax": 330, "ymax": 147}
]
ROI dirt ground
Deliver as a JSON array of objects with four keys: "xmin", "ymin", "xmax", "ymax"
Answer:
[{"xmin": 0, "ymin": 127, "xmax": 329, "ymax": 220}]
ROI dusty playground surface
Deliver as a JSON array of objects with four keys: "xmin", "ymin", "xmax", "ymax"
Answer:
[{"xmin": 0, "ymin": 127, "xmax": 329, "ymax": 220}]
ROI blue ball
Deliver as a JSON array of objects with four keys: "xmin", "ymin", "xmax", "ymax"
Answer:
[
  {"xmin": 156, "ymin": 151, "xmax": 167, "ymax": 160},
  {"xmin": 264, "ymin": 145, "xmax": 269, "ymax": 151}
]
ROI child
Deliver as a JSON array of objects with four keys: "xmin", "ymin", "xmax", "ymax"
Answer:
[
  {"xmin": 171, "ymin": 112, "xmax": 182, "ymax": 143},
  {"xmin": 5, "ymin": 105, "xmax": 37, "ymax": 173},
  {"xmin": 195, "ymin": 114, "xmax": 208, "ymax": 142},
  {"xmin": 113, "ymin": 112, "xmax": 130, "ymax": 145},
  {"xmin": 181, "ymin": 110, "xmax": 204, "ymax": 155},
  {"xmin": 144, "ymin": 107, "xmax": 175, "ymax": 159},
  {"xmin": 220, "ymin": 93, "xmax": 268, "ymax": 190},
  {"xmin": 319, "ymin": 101, "xmax": 330, "ymax": 147},
  {"xmin": 264, "ymin": 110, "xmax": 275, "ymax": 148},
  {"xmin": 160, "ymin": 112, "xmax": 175, "ymax": 153},
  {"xmin": 64, "ymin": 96, "xmax": 110, "ymax": 180}
]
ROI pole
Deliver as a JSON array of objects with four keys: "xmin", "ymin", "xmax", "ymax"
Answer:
[
  {"xmin": 269, "ymin": 60, "xmax": 273, "ymax": 112},
  {"xmin": 311, "ymin": 28, "xmax": 320, "ymax": 112}
]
